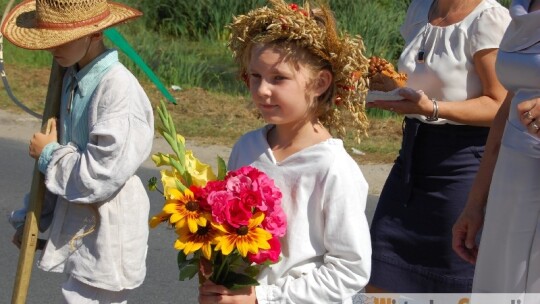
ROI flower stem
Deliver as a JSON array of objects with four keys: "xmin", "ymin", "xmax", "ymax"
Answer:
[{"xmin": 212, "ymin": 252, "xmax": 231, "ymax": 284}]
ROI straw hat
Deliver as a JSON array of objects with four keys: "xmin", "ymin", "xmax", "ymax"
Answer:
[
  {"xmin": 1, "ymin": 0, "xmax": 142, "ymax": 50},
  {"xmin": 228, "ymin": 0, "xmax": 370, "ymax": 141}
]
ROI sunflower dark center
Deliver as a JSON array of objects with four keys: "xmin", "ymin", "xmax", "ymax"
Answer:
[
  {"xmin": 196, "ymin": 226, "xmax": 209, "ymax": 236},
  {"xmin": 237, "ymin": 226, "xmax": 249, "ymax": 235},
  {"xmin": 186, "ymin": 201, "xmax": 199, "ymax": 211}
]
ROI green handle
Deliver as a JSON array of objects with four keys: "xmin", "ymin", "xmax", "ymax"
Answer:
[{"xmin": 105, "ymin": 28, "xmax": 176, "ymax": 104}]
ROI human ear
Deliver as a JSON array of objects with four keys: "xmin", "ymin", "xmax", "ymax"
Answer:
[
  {"xmin": 89, "ymin": 31, "xmax": 104, "ymax": 42},
  {"xmin": 314, "ymin": 70, "xmax": 332, "ymax": 96}
]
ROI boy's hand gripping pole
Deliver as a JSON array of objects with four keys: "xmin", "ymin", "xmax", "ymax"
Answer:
[{"xmin": 11, "ymin": 61, "xmax": 64, "ymax": 304}]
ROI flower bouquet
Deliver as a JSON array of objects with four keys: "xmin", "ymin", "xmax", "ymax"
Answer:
[{"xmin": 149, "ymin": 101, "xmax": 287, "ymax": 289}]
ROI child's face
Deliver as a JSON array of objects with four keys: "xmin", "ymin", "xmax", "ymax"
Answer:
[
  {"xmin": 248, "ymin": 45, "xmax": 322, "ymax": 126},
  {"xmin": 47, "ymin": 36, "xmax": 92, "ymax": 68}
]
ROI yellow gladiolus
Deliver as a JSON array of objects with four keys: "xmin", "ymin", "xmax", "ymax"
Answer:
[
  {"xmin": 185, "ymin": 150, "xmax": 216, "ymax": 187},
  {"xmin": 160, "ymin": 169, "xmax": 181, "ymax": 195},
  {"xmin": 153, "ymin": 150, "xmax": 215, "ymax": 188},
  {"xmin": 176, "ymin": 133, "xmax": 186, "ymax": 145}
]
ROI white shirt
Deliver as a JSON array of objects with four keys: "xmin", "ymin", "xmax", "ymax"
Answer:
[
  {"xmin": 37, "ymin": 51, "xmax": 154, "ymax": 291},
  {"xmin": 228, "ymin": 125, "xmax": 371, "ymax": 304},
  {"xmin": 399, "ymin": 0, "xmax": 511, "ymax": 124}
]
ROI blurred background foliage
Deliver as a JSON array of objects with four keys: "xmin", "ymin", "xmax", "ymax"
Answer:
[
  {"xmin": 119, "ymin": 0, "xmax": 410, "ymax": 95},
  {"xmin": 1, "ymin": 0, "xmax": 512, "ymax": 106}
]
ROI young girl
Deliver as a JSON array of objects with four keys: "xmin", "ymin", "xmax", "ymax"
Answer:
[
  {"xmin": 2, "ymin": 0, "xmax": 154, "ymax": 302},
  {"xmin": 199, "ymin": 1, "xmax": 371, "ymax": 303}
]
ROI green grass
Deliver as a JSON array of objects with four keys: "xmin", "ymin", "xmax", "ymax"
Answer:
[
  {"xmin": 0, "ymin": 0, "xmax": 512, "ymax": 89},
  {"xmin": 1, "ymin": 0, "xmax": 409, "ymax": 91}
]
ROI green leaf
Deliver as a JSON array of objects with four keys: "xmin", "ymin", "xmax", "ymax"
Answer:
[
  {"xmin": 243, "ymin": 265, "xmax": 261, "ymax": 278},
  {"xmin": 179, "ymin": 262, "xmax": 199, "ymax": 281},
  {"xmin": 220, "ymin": 271, "xmax": 260, "ymax": 290},
  {"xmin": 217, "ymin": 156, "xmax": 227, "ymax": 180},
  {"xmin": 177, "ymin": 252, "xmax": 199, "ymax": 281},
  {"xmin": 177, "ymin": 250, "xmax": 188, "ymax": 264}
]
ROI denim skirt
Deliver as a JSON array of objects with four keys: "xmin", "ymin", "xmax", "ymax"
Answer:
[{"xmin": 369, "ymin": 117, "xmax": 489, "ymax": 292}]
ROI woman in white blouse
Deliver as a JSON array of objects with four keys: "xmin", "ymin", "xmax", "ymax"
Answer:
[{"xmin": 367, "ymin": 0, "xmax": 510, "ymax": 293}]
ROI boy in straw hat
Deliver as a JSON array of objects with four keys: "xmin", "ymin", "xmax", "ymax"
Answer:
[{"xmin": 2, "ymin": 0, "xmax": 154, "ymax": 302}]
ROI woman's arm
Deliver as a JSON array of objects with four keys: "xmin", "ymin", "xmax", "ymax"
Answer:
[
  {"xmin": 452, "ymin": 91, "xmax": 512, "ymax": 264},
  {"xmin": 368, "ymin": 48, "xmax": 507, "ymax": 127},
  {"xmin": 436, "ymin": 48, "xmax": 507, "ymax": 126}
]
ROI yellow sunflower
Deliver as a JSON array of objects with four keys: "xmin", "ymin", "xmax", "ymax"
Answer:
[
  {"xmin": 174, "ymin": 220, "xmax": 221, "ymax": 260},
  {"xmin": 213, "ymin": 212, "xmax": 272, "ymax": 257},
  {"xmin": 163, "ymin": 188, "xmax": 208, "ymax": 233}
]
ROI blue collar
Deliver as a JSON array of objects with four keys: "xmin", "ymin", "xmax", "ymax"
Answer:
[{"xmin": 68, "ymin": 49, "xmax": 119, "ymax": 97}]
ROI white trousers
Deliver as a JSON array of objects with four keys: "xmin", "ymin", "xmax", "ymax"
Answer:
[{"xmin": 61, "ymin": 275, "xmax": 131, "ymax": 304}]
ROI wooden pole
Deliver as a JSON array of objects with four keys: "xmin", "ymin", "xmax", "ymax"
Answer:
[{"xmin": 11, "ymin": 61, "xmax": 64, "ymax": 304}]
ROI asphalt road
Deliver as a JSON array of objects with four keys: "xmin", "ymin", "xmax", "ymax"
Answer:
[
  {"xmin": 0, "ymin": 136, "xmax": 381, "ymax": 304},
  {"xmin": 0, "ymin": 138, "xmax": 199, "ymax": 303}
]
